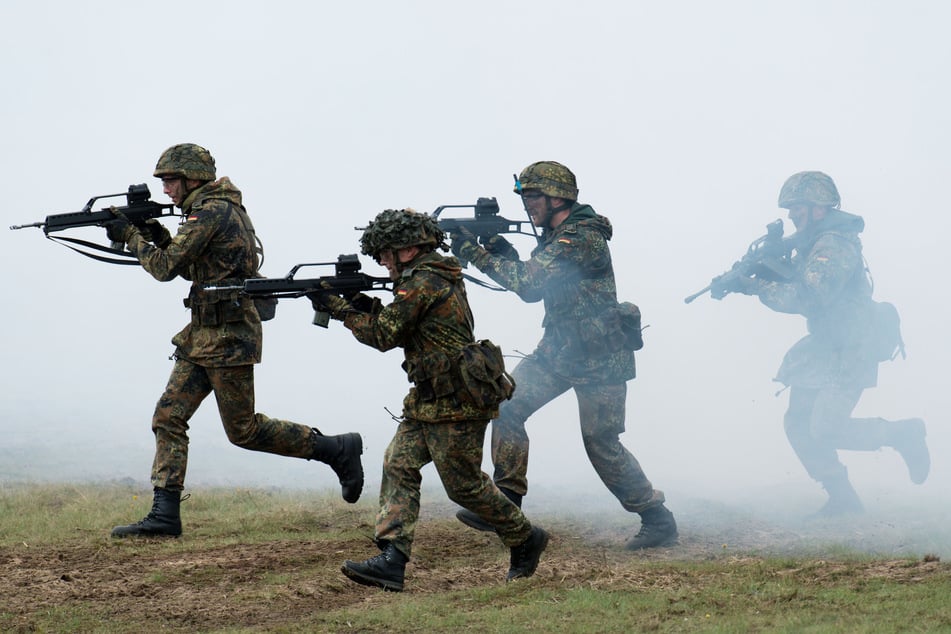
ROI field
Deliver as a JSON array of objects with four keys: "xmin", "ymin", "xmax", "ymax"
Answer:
[{"xmin": 1, "ymin": 484, "xmax": 949, "ymax": 633}]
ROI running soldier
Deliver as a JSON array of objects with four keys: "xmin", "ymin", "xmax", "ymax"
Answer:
[
  {"xmin": 322, "ymin": 208, "xmax": 548, "ymax": 592},
  {"xmin": 724, "ymin": 171, "xmax": 929, "ymax": 516},
  {"xmin": 106, "ymin": 143, "xmax": 364, "ymax": 538},
  {"xmin": 450, "ymin": 161, "xmax": 677, "ymax": 550}
]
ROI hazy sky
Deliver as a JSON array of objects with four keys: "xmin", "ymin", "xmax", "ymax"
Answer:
[{"xmin": 2, "ymin": 1, "xmax": 948, "ymax": 514}]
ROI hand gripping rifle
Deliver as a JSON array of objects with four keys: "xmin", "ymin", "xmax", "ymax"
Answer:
[
  {"xmin": 684, "ymin": 219, "xmax": 794, "ymax": 304},
  {"xmin": 431, "ymin": 196, "xmax": 538, "ymax": 291},
  {"xmin": 205, "ymin": 253, "xmax": 393, "ymax": 328},
  {"xmin": 10, "ymin": 184, "xmax": 177, "ymax": 265}
]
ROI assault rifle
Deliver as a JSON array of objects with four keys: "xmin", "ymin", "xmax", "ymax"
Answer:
[
  {"xmin": 10, "ymin": 184, "xmax": 177, "ymax": 264},
  {"xmin": 205, "ymin": 253, "xmax": 392, "ymax": 328},
  {"xmin": 684, "ymin": 219, "xmax": 794, "ymax": 304},
  {"xmin": 432, "ymin": 196, "xmax": 537, "ymax": 240}
]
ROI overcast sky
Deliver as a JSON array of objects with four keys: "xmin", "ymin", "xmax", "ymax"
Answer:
[{"xmin": 1, "ymin": 1, "xmax": 948, "ymax": 516}]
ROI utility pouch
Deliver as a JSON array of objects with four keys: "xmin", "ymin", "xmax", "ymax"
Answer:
[
  {"xmin": 869, "ymin": 301, "xmax": 903, "ymax": 361},
  {"xmin": 617, "ymin": 302, "xmax": 644, "ymax": 351},
  {"xmin": 578, "ymin": 301, "xmax": 644, "ymax": 355},
  {"xmin": 404, "ymin": 349, "xmax": 455, "ymax": 402},
  {"xmin": 456, "ymin": 340, "xmax": 516, "ymax": 409}
]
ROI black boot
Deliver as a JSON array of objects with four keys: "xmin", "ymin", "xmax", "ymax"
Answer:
[
  {"xmin": 811, "ymin": 474, "xmax": 864, "ymax": 518},
  {"xmin": 890, "ymin": 418, "xmax": 930, "ymax": 485},
  {"xmin": 341, "ymin": 541, "xmax": 407, "ymax": 592},
  {"xmin": 625, "ymin": 504, "xmax": 678, "ymax": 550},
  {"xmin": 111, "ymin": 488, "xmax": 182, "ymax": 538},
  {"xmin": 507, "ymin": 526, "xmax": 549, "ymax": 581},
  {"xmin": 456, "ymin": 486, "xmax": 521, "ymax": 533},
  {"xmin": 310, "ymin": 429, "xmax": 364, "ymax": 503}
]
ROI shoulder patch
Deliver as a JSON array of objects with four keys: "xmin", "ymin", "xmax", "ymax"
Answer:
[{"xmin": 557, "ymin": 237, "xmax": 572, "ymax": 245}]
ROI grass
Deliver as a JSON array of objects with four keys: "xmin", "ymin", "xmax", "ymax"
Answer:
[{"xmin": 1, "ymin": 483, "xmax": 948, "ymax": 633}]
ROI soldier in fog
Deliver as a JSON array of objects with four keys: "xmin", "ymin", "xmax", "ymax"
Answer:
[
  {"xmin": 723, "ymin": 171, "xmax": 930, "ymax": 516},
  {"xmin": 450, "ymin": 161, "xmax": 677, "ymax": 550},
  {"xmin": 323, "ymin": 209, "xmax": 548, "ymax": 592},
  {"xmin": 104, "ymin": 144, "xmax": 364, "ymax": 538}
]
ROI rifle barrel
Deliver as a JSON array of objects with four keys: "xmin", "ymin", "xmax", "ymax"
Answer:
[{"xmin": 9, "ymin": 222, "xmax": 44, "ymax": 230}]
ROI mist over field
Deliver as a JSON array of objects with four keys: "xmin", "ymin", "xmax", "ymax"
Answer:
[{"xmin": 2, "ymin": 1, "xmax": 948, "ymax": 556}]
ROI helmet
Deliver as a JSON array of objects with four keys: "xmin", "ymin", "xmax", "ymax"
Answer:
[
  {"xmin": 153, "ymin": 143, "xmax": 217, "ymax": 181},
  {"xmin": 513, "ymin": 161, "xmax": 579, "ymax": 201},
  {"xmin": 778, "ymin": 171, "xmax": 840, "ymax": 209},
  {"xmin": 360, "ymin": 208, "xmax": 445, "ymax": 258}
]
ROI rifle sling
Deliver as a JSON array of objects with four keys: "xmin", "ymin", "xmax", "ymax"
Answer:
[
  {"xmin": 46, "ymin": 235, "xmax": 141, "ymax": 266},
  {"xmin": 461, "ymin": 271, "xmax": 505, "ymax": 291}
]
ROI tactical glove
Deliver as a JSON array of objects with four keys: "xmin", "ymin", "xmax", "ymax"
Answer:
[
  {"xmin": 307, "ymin": 281, "xmax": 354, "ymax": 320},
  {"xmin": 103, "ymin": 207, "xmax": 134, "ymax": 244},
  {"xmin": 450, "ymin": 227, "xmax": 483, "ymax": 266},
  {"xmin": 141, "ymin": 218, "xmax": 172, "ymax": 248},
  {"xmin": 482, "ymin": 235, "xmax": 519, "ymax": 260},
  {"xmin": 350, "ymin": 292, "xmax": 383, "ymax": 315}
]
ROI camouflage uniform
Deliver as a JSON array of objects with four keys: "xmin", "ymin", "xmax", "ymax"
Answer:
[
  {"xmin": 124, "ymin": 178, "xmax": 319, "ymax": 490},
  {"xmin": 464, "ymin": 203, "xmax": 662, "ymax": 513},
  {"xmin": 754, "ymin": 209, "xmax": 928, "ymax": 494},
  {"xmin": 339, "ymin": 250, "xmax": 532, "ymax": 558}
]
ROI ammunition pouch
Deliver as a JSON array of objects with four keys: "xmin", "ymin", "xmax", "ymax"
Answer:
[
  {"xmin": 867, "ymin": 300, "xmax": 903, "ymax": 361},
  {"xmin": 404, "ymin": 349, "xmax": 456, "ymax": 403},
  {"xmin": 404, "ymin": 340, "xmax": 515, "ymax": 408},
  {"xmin": 184, "ymin": 287, "xmax": 251, "ymax": 327},
  {"xmin": 456, "ymin": 340, "xmax": 516, "ymax": 409},
  {"xmin": 576, "ymin": 301, "xmax": 644, "ymax": 356}
]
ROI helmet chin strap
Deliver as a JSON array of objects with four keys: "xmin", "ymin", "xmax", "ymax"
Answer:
[{"xmin": 542, "ymin": 195, "xmax": 571, "ymax": 227}]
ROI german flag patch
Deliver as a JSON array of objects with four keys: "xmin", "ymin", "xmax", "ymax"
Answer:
[
  {"xmin": 557, "ymin": 238, "xmax": 572, "ymax": 244},
  {"xmin": 396, "ymin": 288, "xmax": 409, "ymax": 297}
]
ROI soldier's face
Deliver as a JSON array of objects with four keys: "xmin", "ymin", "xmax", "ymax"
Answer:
[
  {"xmin": 379, "ymin": 246, "xmax": 420, "ymax": 279},
  {"xmin": 161, "ymin": 177, "xmax": 186, "ymax": 206},
  {"xmin": 787, "ymin": 204, "xmax": 826, "ymax": 230},
  {"xmin": 521, "ymin": 191, "xmax": 549, "ymax": 226}
]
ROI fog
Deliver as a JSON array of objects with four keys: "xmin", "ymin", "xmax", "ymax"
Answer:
[{"xmin": 2, "ymin": 1, "xmax": 948, "ymax": 551}]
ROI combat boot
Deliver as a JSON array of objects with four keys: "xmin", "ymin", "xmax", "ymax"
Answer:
[
  {"xmin": 310, "ymin": 428, "xmax": 364, "ymax": 503},
  {"xmin": 625, "ymin": 504, "xmax": 678, "ymax": 550},
  {"xmin": 111, "ymin": 488, "xmax": 182, "ymax": 538},
  {"xmin": 811, "ymin": 475, "xmax": 864, "ymax": 518},
  {"xmin": 507, "ymin": 525, "xmax": 549, "ymax": 581},
  {"xmin": 341, "ymin": 541, "xmax": 407, "ymax": 592},
  {"xmin": 456, "ymin": 486, "xmax": 521, "ymax": 533},
  {"xmin": 890, "ymin": 418, "xmax": 930, "ymax": 484}
]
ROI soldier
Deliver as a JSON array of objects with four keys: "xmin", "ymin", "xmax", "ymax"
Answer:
[
  {"xmin": 449, "ymin": 161, "xmax": 677, "ymax": 550},
  {"xmin": 104, "ymin": 143, "xmax": 364, "ymax": 538},
  {"xmin": 321, "ymin": 208, "xmax": 548, "ymax": 592},
  {"xmin": 725, "ymin": 171, "xmax": 930, "ymax": 516}
]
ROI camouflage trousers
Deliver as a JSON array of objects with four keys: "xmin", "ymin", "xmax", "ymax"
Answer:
[
  {"xmin": 150, "ymin": 358, "xmax": 314, "ymax": 490},
  {"xmin": 490, "ymin": 355, "xmax": 662, "ymax": 513},
  {"xmin": 376, "ymin": 417, "xmax": 532, "ymax": 558},
  {"xmin": 784, "ymin": 385, "xmax": 899, "ymax": 484}
]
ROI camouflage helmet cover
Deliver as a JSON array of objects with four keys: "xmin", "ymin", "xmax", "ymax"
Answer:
[
  {"xmin": 360, "ymin": 208, "xmax": 446, "ymax": 258},
  {"xmin": 513, "ymin": 161, "xmax": 579, "ymax": 201},
  {"xmin": 153, "ymin": 143, "xmax": 217, "ymax": 181},
  {"xmin": 778, "ymin": 171, "xmax": 840, "ymax": 209}
]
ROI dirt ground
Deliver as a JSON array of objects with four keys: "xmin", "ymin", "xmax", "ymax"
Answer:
[{"xmin": 1, "ymin": 497, "xmax": 945, "ymax": 632}]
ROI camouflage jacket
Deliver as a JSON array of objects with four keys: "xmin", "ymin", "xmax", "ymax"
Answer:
[
  {"xmin": 125, "ymin": 177, "xmax": 262, "ymax": 367},
  {"xmin": 470, "ymin": 203, "xmax": 635, "ymax": 384},
  {"xmin": 757, "ymin": 210, "xmax": 878, "ymax": 388},
  {"xmin": 341, "ymin": 251, "xmax": 499, "ymax": 422}
]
